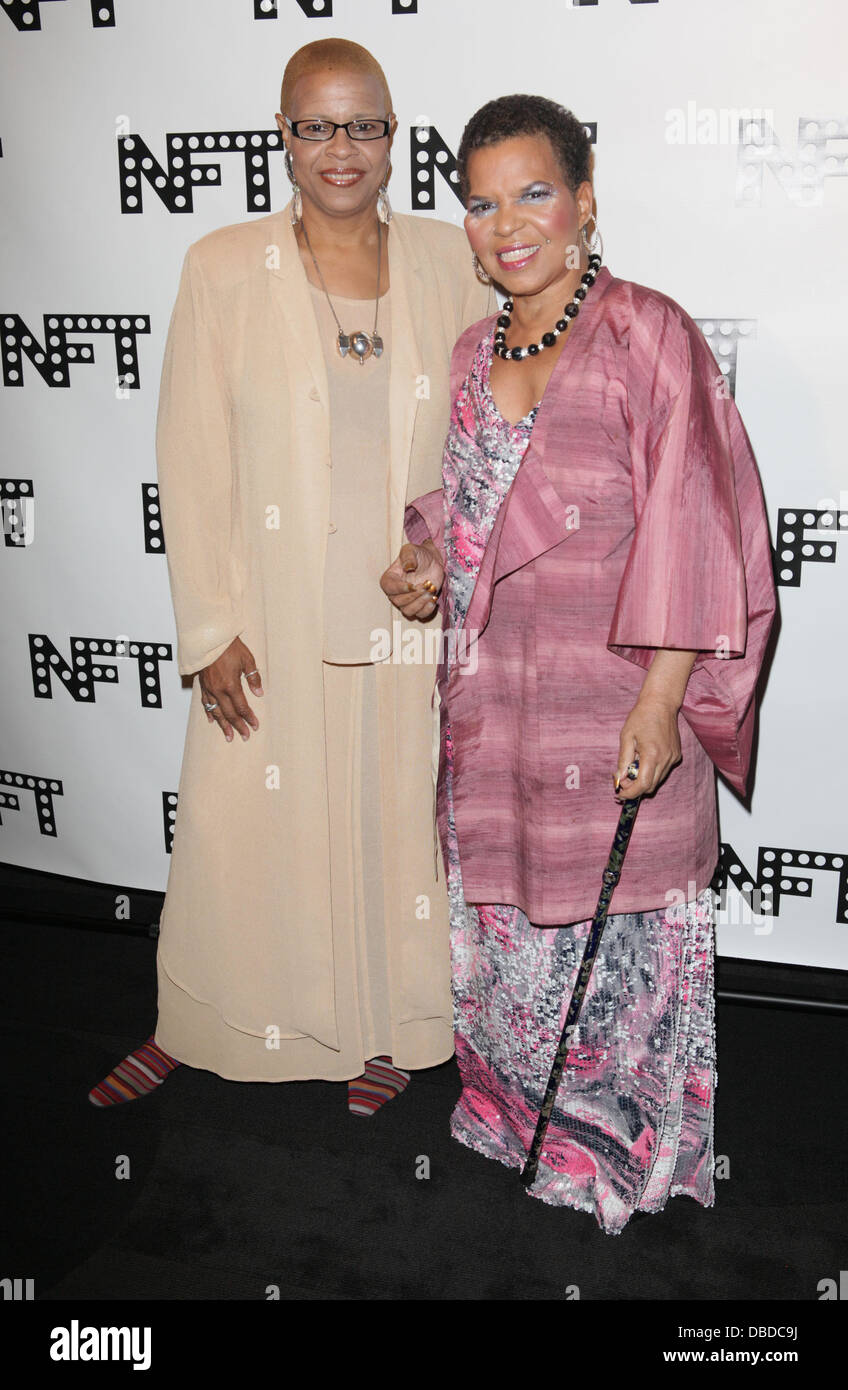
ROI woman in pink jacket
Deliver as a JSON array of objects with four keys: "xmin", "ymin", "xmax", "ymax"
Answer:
[{"xmin": 382, "ymin": 95, "xmax": 777, "ymax": 1234}]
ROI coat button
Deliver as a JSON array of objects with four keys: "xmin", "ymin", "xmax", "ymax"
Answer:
[
  {"xmin": 308, "ymin": 386, "xmax": 321, "ymax": 402},
  {"xmin": 328, "ymin": 521, "xmax": 337, "ymax": 534}
]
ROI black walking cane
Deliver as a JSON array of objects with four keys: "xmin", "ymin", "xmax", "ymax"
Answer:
[{"xmin": 521, "ymin": 765, "xmax": 643, "ymax": 1187}]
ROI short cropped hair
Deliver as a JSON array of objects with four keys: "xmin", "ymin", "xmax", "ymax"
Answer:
[
  {"xmin": 280, "ymin": 38, "xmax": 393, "ymax": 115},
  {"xmin": 457, "ymin": 95, "xmax": 592, "ymax": 201}
]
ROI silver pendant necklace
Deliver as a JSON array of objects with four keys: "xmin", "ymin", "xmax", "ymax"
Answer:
[{"xmin": 301, "ymin": 219, "xmax": 384, "ymax": 364}]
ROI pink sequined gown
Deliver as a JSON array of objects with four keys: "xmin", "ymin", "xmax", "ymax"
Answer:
[{"xmin": 442, "ymin": 330, "xmax": 717, "ymax": 1236}]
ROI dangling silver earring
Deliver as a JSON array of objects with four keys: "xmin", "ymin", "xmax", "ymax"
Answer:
[
  {"xmin": 471, "ymin": 252, "xmax": 492, "ymax": 285},
  {"xmin": 580, "ymin": 213, "xmax": 603, "ymax": 260},
  {"xmin": 284, "ymin": 150, "xmax": 302, "ymax": 226},
  {"xmin": 377, "ymin": 157, "xmax": 393, "ymax": 225},
  {"xmin": 377, "ymin": 183, "xmax": 393, "ymax": 224}
]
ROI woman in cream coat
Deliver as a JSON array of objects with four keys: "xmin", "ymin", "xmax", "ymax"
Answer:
[{"xmin": 89, "ymin": 39, "xmax": 490, "ymax": 1111}]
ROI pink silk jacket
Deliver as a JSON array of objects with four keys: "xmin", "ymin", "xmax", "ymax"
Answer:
[{"xmin": 404, "ymin": 266, "xmax": 778, "ymax": 926}]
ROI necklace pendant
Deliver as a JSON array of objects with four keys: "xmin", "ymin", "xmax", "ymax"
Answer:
[
  {"xmin": 304, "ymin": 218, "xmax": 384, "ymax": 367},
  {"xmin": 350, "ymin": 331, "xmax": 373, "ymax": 363}
]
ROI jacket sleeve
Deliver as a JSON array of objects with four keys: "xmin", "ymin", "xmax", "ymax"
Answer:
[
  {"xmin": 156, "ymin": 245, "xmax": 245, "ymax": 676},
  {"xmin": 404, "ymin": 488, "xmax": 446, "ymax": 554},
  {"xmin": 607, "ymin": 307, "xmax": 777, "ymax": 795}
]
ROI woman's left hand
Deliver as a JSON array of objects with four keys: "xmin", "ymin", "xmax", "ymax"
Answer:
[
  {"xmin": 380, "ymin": 540, "xmax": 444, "ymax": 619},
  {"xmin": 614, "ymin": 694, "xmax": 683, "ymax": 800}
]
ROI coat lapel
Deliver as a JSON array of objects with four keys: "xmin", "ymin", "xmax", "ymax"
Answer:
[
  {"xmin": 462, "ymin": 452, "xmax": 580, "ymax": 639},
  {"xmin": 265, "ymin": 203, "xmax": 330, "ymax": 411},
  {"xmin": 461, "ymin": 267, "xmax": 615, "ymax": 641}
]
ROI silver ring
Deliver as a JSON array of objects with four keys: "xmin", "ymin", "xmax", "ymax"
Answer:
[
  {"xmin": 204, "ymin": 700, "xmax": 219, "ymax": 712},
  {"xmin": 245, "ymin": 669, "xmax": 259, "ymax": 677}
]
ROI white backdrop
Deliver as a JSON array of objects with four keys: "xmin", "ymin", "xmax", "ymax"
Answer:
[{"xmin": 1, "ymin": 0, "xmax": 846, "ymax": 970}]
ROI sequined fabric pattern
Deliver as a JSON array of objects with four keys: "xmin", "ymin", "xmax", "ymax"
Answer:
[
  {"xmin": 441, "ymin": 330, "xmax": 717, "ymax": 1235},
  {"xmin": 441, "ymin": 331, "xmax": 539, "ymax": 635}
]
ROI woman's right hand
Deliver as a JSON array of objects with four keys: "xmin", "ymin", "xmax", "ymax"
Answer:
[
  {"xmin": 380, "ymin": 541, "xmax": 444, "ymax": 619},
  {"xmin": 199, "ymin": 637, "xmax": 263, "ymax": 742}
]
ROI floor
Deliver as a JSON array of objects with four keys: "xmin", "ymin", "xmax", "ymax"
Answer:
[{"xmin": 2, "ymin": 920, "xmax": 845, "ymax": 1301}]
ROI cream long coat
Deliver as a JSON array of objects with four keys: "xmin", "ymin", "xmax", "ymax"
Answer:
[{"xmin": 154, "ymin": 201, "xmax": 490, "ymax": 1066}]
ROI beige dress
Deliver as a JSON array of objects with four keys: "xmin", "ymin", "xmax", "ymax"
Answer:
[
  {"xmin": 156, "ymin": 279, "xmax": 452, "ymax": 1079},
  {"xmin": 152, "ymin": 207, "xmax": 492, "ymax": 1082}
]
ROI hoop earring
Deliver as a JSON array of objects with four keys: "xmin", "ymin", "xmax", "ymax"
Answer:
[
  {"xmin": 377, "ymin": 157, "xmax": 393, "ymax": 224},
  {"xmin": 471, "ymin": 252, "xmax": 492, "ymax": 285},
  {"xmin": 580, "ymin": 214, "xmax": 603, "ymax": 261},
  {"xmin": 284, "ymin": 150, "xmax": 302, "ymax": 226}
]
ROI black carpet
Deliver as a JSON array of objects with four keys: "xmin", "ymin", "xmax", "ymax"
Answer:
[{"xmin": 1, "ymin": 919, "xmax": 845, "ymax": 1302}]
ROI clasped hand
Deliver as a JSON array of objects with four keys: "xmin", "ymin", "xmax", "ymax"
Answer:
[
  {"xmin": 380, "ymin": 540, "xmax": 444, "ymax": 619},
  {"xmin": 200, "ymin": 570, "xmax": 687, "ymax": 790}
]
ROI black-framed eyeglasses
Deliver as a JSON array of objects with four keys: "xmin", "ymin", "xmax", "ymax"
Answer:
[{"xmin": 285, "ymin": 116, "xmax": 391, "ymax": 142}]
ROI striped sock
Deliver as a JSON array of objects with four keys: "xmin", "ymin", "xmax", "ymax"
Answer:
[
  {"xmin": 347, "ymin": 1055, "xmax": 410, "ymax": 1117},
  {"xmin": 88, "ymin": 1034, "xmax": 180, "ymax": 1107}
]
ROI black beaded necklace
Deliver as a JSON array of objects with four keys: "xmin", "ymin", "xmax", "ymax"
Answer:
[{"xmin": 493, "ymin": 253, "xmax": 602, "ymax": 361}]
